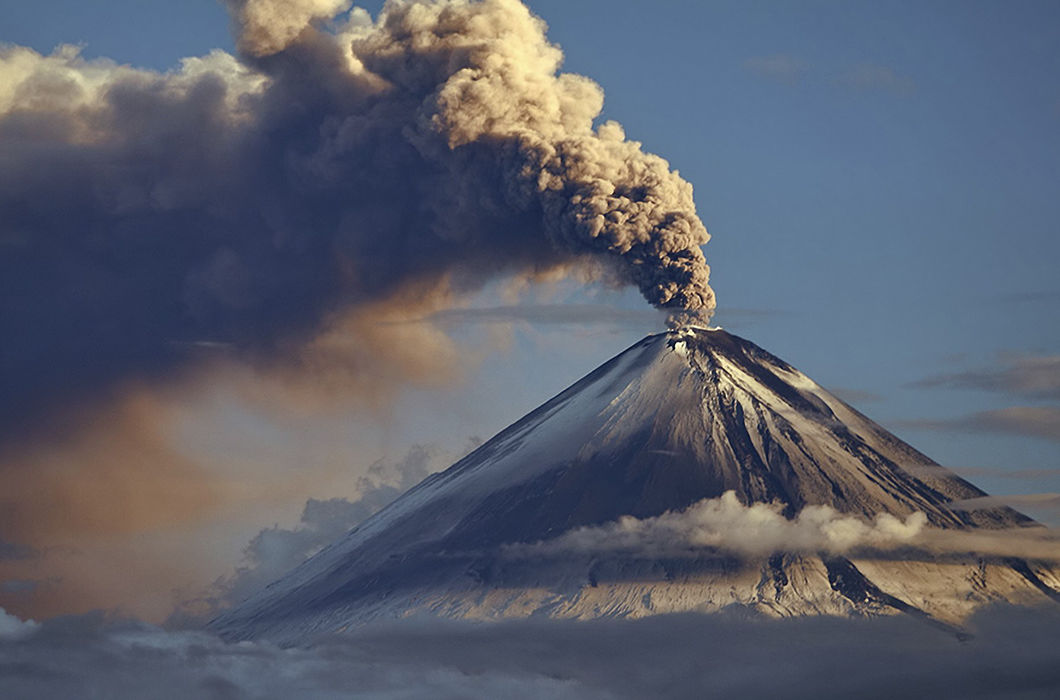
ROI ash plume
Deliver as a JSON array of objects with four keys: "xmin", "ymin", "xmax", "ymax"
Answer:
[{"xmin": 0, "ymin": 0, "xmax": 714, "ymax": 441}]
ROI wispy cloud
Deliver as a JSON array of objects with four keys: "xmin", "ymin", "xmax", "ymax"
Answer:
[
  {"xmin": 743, "ymin": 57, "xmax": 916, "ymax": 95},
  {"xmin": 907, "ymin": 354, "xmax": 1060, "ymax": 445},
  {"xmin": 424, "ymin": 304, "xmax": 664, "ymax": 328},
  {"xmin": 906, "ymin": 464, "xmax": 1060, "ymax": 482},
  {"xmin": 949, "ymin": 493, "xmax": 1060, "ymax": 513},
  {"xmin": 836, "ymin": 63, "xmax": 915, "ymax": 95},
  {"xmin": 743, "ymin": 54, "xmax": 808, "ymax": 84},
  {"xmin": 902, "ymin": 406, "xmax": 1060, "ymax": 444},
  {"xmin": 828, "ymin": 387, "xmax": 884, "ymax": 404},
  {"xmin": 420, "ymin": 303, "xmax": 784, "ymax": 330},
  {"xmin": 912, "ymin": 354, "xmax": 1060, "ymax": 401}
]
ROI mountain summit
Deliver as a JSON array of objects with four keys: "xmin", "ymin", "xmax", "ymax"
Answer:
[{"xmin": 212, "ymin": 328, "xmax": 1058, "ymax": 643}]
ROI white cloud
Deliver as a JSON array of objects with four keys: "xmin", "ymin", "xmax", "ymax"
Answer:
[
  {"xmin": 507, "ymin": 491, "xmax": 1060, "ymax": 562},
  {"xmin": 509, "ymin": 491, "xmax": 928, "ymax": 558}
]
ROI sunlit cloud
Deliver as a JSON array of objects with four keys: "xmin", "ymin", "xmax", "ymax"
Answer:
[{"xmin": 507, "ymin": 491, "xmax": 1060, "ymax": 563}]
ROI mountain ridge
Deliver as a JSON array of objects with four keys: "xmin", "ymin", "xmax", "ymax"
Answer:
[{"xmin": 210, "ymin": 327, "xmax": 1057, "ymax": 644}]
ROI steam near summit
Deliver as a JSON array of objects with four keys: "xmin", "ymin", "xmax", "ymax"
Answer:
[{"xmin": 0, "ymin": 0, "xmax": 713, "ymax": 439}]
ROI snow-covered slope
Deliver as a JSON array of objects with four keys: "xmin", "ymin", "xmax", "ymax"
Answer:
[{"xmin": 211, "ymin": 328, "xmax": 1057, "ymax": 644}]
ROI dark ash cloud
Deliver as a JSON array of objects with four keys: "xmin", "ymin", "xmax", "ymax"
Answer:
[
  {"xmin": 0, "ymin": 0, "xmax": 715, "ymax": 444},
  {"xmin": 2, "ymin": 607, "xmax": 1060, "ymax": 699}
]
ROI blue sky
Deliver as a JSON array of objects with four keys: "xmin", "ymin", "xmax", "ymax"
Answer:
[{"xmin": 1, "ymin": 0, "xmax": 1058, "ymax": 619}]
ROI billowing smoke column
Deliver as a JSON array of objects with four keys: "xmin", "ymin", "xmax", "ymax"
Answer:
[{"xmin": 0, "ymin": 0, "xmax": 714, "ymax": 439}]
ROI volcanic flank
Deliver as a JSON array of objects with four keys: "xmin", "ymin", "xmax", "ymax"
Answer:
[{"xmin": 211, "ymin": 328, "xmax": 1060, "ymax": 644}]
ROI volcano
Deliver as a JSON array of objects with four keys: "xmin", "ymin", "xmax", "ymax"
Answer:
[{"xmin": 211, "ymin": 327, "xmax": 1060, "ymax": 643}]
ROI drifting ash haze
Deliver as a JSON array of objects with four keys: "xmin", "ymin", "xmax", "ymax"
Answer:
[{"xmin": 212, "ymin": 328, "xmax": 1060, "ymax": 645}]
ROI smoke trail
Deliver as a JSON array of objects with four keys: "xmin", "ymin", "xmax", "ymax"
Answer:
[{"xmin": 0, "ymin": 0, "xmax": 713, "ymax": 441}]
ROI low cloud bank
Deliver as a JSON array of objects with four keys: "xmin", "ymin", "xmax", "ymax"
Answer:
[
  {"xmin": 509, "ymin": 491, "xmax": 1060, "ymax": 562},
  {"xmin": 1, "ymin": 607, "xmax": 1060, "ymax": 699}
]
